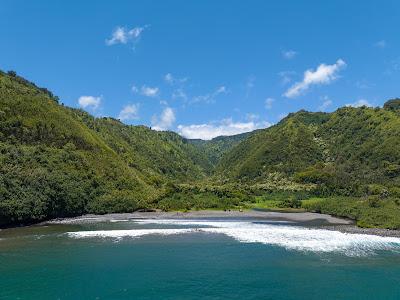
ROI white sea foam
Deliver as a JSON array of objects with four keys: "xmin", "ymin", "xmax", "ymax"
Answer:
[
  {"xmin": 67, "ymin": 228, "xmax": 194, "ymax": 240},
  {"xmin": 202, "ymin": 227, "xmax": 400, "ymax": 256},
  {"xmin": 49, "ymin": 217, "xmax": 105, "ymax": 224},
  {"xmin": 66, "ymin": 219, "xmax": 400, "ymax": 256},
  {"xmin": 134, "ymin": 219, "xmax": 292, "ymax": 226}
]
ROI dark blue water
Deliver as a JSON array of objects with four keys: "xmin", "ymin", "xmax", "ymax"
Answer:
[{"xmin": 1, "ymin": 219, "xmax": 400, "ymax": 299}]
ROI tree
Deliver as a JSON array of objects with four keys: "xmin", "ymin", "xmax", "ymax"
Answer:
[
  {"xmin": 383, "ymin": 99, "xmax": 400, "ymax": 112},
  {"xmin": 7, "ymin": 70, "xmax": 17, "ymax": 77}
]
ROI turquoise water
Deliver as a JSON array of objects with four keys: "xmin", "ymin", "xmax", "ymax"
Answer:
[{"xmin": 1, "ymin": 218, "xmax": 400, "ymax": 299}]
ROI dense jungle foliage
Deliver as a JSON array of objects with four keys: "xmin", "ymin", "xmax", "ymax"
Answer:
[{"xmin": 0, "ymin": 70, "xmax": 399, "ymax": 228}]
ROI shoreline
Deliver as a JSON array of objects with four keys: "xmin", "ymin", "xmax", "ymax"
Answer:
[
  {"xmin": 2, "ymin": 209, "xmax": 399, "ymax": 238},
  {"xmin": 43, "ymin": 209, "xmax": 400, "ymax": 237},
  {"xmin": 45, "ymin": 209, "xmax": 354, "ymax": 225}
]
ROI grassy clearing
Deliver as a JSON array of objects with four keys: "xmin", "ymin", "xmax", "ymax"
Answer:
[
  {"xmin": 302, "ymin": 197, "xmax": 400, "ymax": 229},
  {"xmin": 247, "ymin": 195, "xmax": 400, "ymax": 229},
  {"xmin": 243, "ymin": 196, "xmax": 305, "ymax": 212}
]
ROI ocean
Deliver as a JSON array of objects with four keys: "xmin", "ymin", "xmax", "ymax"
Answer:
[{"xmin": 1, "ymin": 217, "xmax": 400, "ymax": 299}]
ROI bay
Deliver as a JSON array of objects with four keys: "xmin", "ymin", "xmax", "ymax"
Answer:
[{"xmin": 1, "ymin": 218, "xmax": 400, "ymax": 300}]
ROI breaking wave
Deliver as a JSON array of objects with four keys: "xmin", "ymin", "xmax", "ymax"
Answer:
[
  {"xmin": 67, "ymin": 219, "xmax": 400, "ymax": 256},
  {"xmin": 68, "ymin": 228, "xmax": 194, "ymax": 239}
]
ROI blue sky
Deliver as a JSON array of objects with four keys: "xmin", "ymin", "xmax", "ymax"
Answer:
[{"xmin": 1, "ymin": 0, "xmax": 399, "ymax": 139}]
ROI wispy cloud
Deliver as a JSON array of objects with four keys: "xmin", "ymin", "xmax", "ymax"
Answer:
[
  {"xmin": 245, "ymin": 113, "xmax": 260, "ymax": 122},
  {"xmin": 160, "ymin": 100, "xmax": 168, "ymax": 106},
  {"xmin": 118, "ymin": 104, "xmax": 139, "ymax": 121},
  {"xmin": 152, "ymin": 107, "xmax": 176, "ymax": 131},
  {"xmin": 78, "ymin": 95, "xmax": 101, "ymax": 110},
  {"xmin": 374, "ymin": 40, "xmax": 386, "ymax": 49},
  {"xmin": 384, "ymin": 57, "xmax": 400, "ymax": 75},
  {"xmin": 244, "ymin": 75, "xmax": 256, "ymax": 98},
  {"xmin": 282, "ymin": 50, "xmax": 297, "ymax": 59},
  {"xmin": 246, "ymin": 76, "xmax": 256, "ymax": 89},
  {"xmin": 164, "ymin": 73, "xmax": 188, "ymax": 85},
  {"xmin": 278, "ymin": 71, "xmax": 296, "ymax": 85},
  {"xmin": 355, "ymin": 80, "xmax": 374, "ymax": 89},
  {"xmin": 132, "ymin": 85, "xmax": 160, "ymax": 97},
  {"xmin": 215, "ymin": 86, "xmax": 227, "ymax": 94},
  {"xmin": 106, "ymin": 26, "xmax": 147, "ymax": 47},
  {"xmin": 164, "ymin": 73, "xmax": 174, "ymax": 84},
  {"xmin": 191, "ymin": 86, "xmax": 227, "ymax": 104},
  {"xmin": 177, "ymin": 118, "xmax": 270, "ymax": 140},
  {"xmin": 172, "ymin": 88, "xmax": 188, "ymax": 101},
  {"xmin": 141, "ymin": 86, "xmax": 159, "ymax": 97},
  {"xmin": 346, "ymin": 99, "xmax": 373, "ymax": 108},
  {"xmin": 284, "ymin": 59, "xmax": 346, "ymax": 98},
  {"xmin": 265, "ymin": 97, "xmax": 274, "ymax": 110},
  {"xmin": 318, "ymin": 96, "xmax": 333, "ymax": 111}
]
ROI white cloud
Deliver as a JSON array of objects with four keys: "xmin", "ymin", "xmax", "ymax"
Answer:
[
  {"xmin": 140, "ymin": 86, "xmax": 159, "ymax": 97},
  {"xmin": 282, "ymin": 50, "xmax": 297, "ymax": 59},
  {"xmin": 318, "ymin": 96, "xmax": 333, "ymax": 111},
  {"xmin": 164, "ymin": 73, "xmax": 187, "ymax": 85},
  {"xmin": 215, "ymin": 86, "xmax": 227, "ymax": 94},
  {"xmin": 164, "ymin": 73, "xmax": 174, "ymax": 83},
  {"xmin": 78, "ymin": 96, "xmax": 101, "ymax": 110},
  {"xmin": 265, "ymin": 97, "xmax": 274, "ymax": 110},
  {"xmin": 177, "ymin": 118, "xmax": 271, "ymax": 140},
  {"xmin": 346, "ymin": 99, "xmax": 373, "ymax": 108},
  {"xmin": 106, "ymin": 26, "xmax": 146, "ymax": 46},
  {"xmin": 374, "ymin": 40, "xmax": 386, "ymax": 49},
  {"xmin": 284, "ymin": 59, "xmax": 346, "ymax": 98},
  {"xmin": 191, "ymin": 86, "xmax": 227, "ymax": 104},
  {"xmin": 132, "ymin": 85, "xmax": 159, "ymax": 97},
  {"xmin": 118, "ymin": 104, "xmax": 139, "ymax": 121},
  {"xmin": 152, "ymin": 107, "xmax": 176, "ymax": 131}
]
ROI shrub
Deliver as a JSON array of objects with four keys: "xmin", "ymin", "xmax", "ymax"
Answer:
[{"xmin": 278, "ymin": 197, "xmax": 302, "ymax": 208}]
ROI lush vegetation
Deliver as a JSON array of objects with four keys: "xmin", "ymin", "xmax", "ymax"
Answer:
[
  {"xmin": 188, "ymin": 132, "xmax": 253, "ymax": 167},
  {"xmin": 0, "ymin": 70, "xmax": 159, "ymax": 226},
  {"xmin": 0, "ymin": 70, "xmax": 399, "ymax": 229},
  {"xmin": 217, "ymin": 107, "xmax": 400, "ymax": 196},
  {"xmin": 302, "ymin": 197, "xmax": 400, "ymax": 229},
  {"xmin": 71, "ymin": 109, "xmax": 212, "ymax": 182}
]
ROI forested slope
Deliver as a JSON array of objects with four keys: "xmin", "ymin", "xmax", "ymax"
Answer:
[
  {"xmin": 70, "ymin": 109, "xmax": 212, "ymax": 182},
  {"xmin": 0, "ymin": 71, "xmax": 217, "ymax": 226},
  {"xmin": 217, "ymin": 105, "xmax": 400, "ymax": 196},
  {"xmin": 188, "ymin": 132, "xmax": 252, "ymax": 167}
]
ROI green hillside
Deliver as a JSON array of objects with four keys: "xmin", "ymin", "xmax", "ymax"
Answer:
[
  {"xmin": 70, "ymin": 109, "xmax": 211, "ymax": 182},
  {"xmin": 217, "ymin": 106, "xmax": 400, "ymax": 196},
  {"xmin": 0, "ymin": 71, "xmax": 163, "ymax": 226},
  {"xmin": 188, "ymin": 132, "xmax": 252, "ymax": 167},
  {"xmin": 216, "ymin": 111, "xmax": 329, "ymax": 180},
  {"xmin": 0, "ymin": 71, "xmax": 213, "ymax": 226},
  {"xmin": 1, "ymin": 70, "xmax": 399, "ymax": 229}
]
